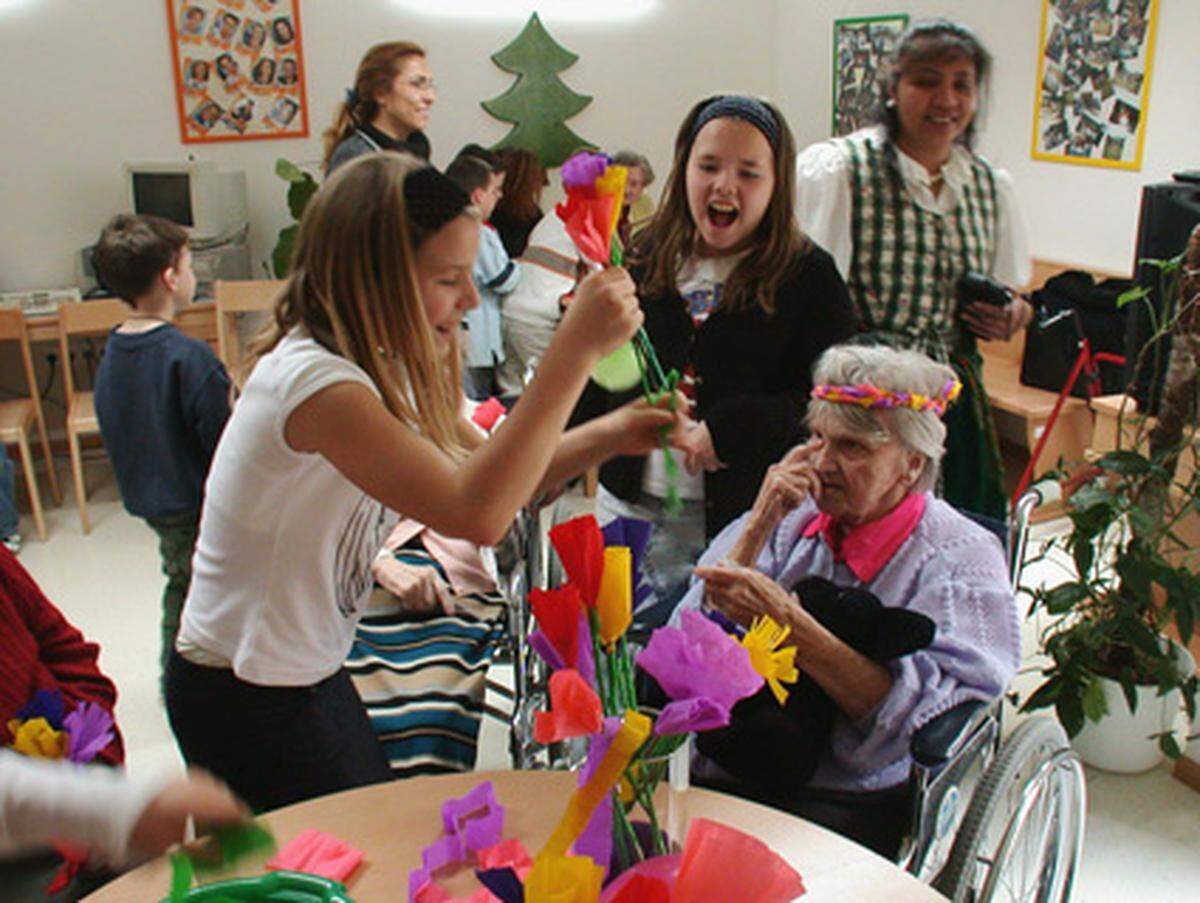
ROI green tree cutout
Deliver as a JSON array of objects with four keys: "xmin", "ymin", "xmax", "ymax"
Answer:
[{"xmin": 482, "ymin": 13, "xmax": 593, "ymax": 167}]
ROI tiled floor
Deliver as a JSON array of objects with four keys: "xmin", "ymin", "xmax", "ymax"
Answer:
[{"xmin": 16, "ymin": 458, "xmax": 1200, "ymax": 901}]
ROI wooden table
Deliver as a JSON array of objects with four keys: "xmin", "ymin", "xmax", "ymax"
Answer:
[
  {"xmin": 23, "ymin": 301, "xmax": 218, "ymax": 345},
  {"xmin": 84, "ymin": 770, "xmax": 942, "ymax": 902}
]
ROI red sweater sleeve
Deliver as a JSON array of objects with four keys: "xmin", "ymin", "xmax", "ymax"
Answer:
[{"xmin": 0, "ymin": 548, "xmax": 124, "ymax": 765}]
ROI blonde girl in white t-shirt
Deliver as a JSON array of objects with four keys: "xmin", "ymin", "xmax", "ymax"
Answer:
[{"xmin": 166, "ymin": 153, "xmax": 675, "ymax": 811}]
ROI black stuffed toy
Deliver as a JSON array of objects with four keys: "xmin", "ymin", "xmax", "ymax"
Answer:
[{"xmin": 690, "ymin": 575, "xmax": 935, "ymax": 806}]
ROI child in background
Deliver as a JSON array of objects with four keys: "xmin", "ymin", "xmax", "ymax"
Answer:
[
  {"xmin": 166, "ymin": 153, "xmax": 678, "ymax": 812},
  {"xmin": 91, "ymin": 215, "xmax": 232, "ymax": 691},
  {"xmin": 445, "ymin": 145, "xmax": 520, "ymax": 401}
]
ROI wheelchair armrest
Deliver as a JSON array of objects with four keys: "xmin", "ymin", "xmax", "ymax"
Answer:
[{"xmin": 910, "ymin": 699, "xmax": 991, "ymax": 769}]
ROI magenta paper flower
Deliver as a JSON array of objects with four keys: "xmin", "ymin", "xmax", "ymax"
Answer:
[
  {"xmin": 561, "ymin": 151, "xmax": 612, "ymax": 189},
  {"xmin": 64, "ymin": 702, "xmax": 114, "ymax": 764},
  {"xmin": 636, "ymin": 610, "xmax": 763, "ymax": 735}
]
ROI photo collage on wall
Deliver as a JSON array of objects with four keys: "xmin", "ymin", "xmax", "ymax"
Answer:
[
  {"xmin": 831, "ymin": 15, "xmax": 909, "ymax": 137},
  {"xmin": 1032, "ymin": 0, "xmax": 1158, "ymax": 170},
  {"xmin": 166, "ymin": 0, "xmax": 308, "ymax": 143}
]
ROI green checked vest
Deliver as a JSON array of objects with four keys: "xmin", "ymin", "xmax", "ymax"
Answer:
[{"xmin": 840, "ymin": 131, "xmax": 999, "ymax": 360}]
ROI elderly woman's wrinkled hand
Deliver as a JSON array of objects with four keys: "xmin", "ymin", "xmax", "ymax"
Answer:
[
  {"xmin": 750, "ymin": 440, "xmax": 823, "ymax": 527},
  {"xmin": 695, "ymin": 560, "xmax": 810, "ymax": 635}
]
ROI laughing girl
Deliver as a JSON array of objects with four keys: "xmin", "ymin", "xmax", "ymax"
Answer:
[{"xmin": 577, "ymin": 95, "xmax": 858, "ymax": 630}]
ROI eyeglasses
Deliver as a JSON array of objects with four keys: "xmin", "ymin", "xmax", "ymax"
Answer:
[{"xmin": 406, "ymin": 76, "xmax": 436, "ymax": 92}]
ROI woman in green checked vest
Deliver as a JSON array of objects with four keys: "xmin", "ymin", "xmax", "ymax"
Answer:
[{"xmin": 796, "ymin": 19, "xmax": 1033, "ymax": 522}]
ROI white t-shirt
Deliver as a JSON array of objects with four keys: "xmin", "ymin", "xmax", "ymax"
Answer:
[
  {"xmin": 641, "ymin": 252, "xmax": 745, "ymax": 501},
  {"xmin": 178, "ymin": 328, "xmax": 399, "ymax": 686}
]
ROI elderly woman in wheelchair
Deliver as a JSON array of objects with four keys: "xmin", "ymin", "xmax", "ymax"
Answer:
[{"xmin": 672, "ymin": 344, "xmax": 1022, "ymax": 861}]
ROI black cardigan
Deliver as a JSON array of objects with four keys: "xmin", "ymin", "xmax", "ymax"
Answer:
[{"xmin": 575, "ymin": 244, "xmax": 858, "ymax": 537}]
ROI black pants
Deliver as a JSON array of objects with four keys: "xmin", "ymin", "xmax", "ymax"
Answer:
[
  {"xmin": 165, "ymin": 652, "xmax": 392, "ymax": 813},
  {"xmin": 696, "ymin": 775, "xmax": 911, "ymax": 859}
]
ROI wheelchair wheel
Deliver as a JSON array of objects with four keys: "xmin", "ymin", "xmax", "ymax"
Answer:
[{"xmin": 935, "ymin": 716, "xmax": 1086, "ymax": 903}]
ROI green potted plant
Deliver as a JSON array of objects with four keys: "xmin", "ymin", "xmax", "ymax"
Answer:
[
  {"xmin": 270, "ymin": 158, "xmax": 319, "ymax": 278},
  {"xmin": 1021, "ymin": 230, "xmax": 1200, "ymax": 771}
]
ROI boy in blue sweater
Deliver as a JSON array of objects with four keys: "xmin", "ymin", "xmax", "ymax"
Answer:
[
  {"xmin": 92, "ymin": 214, "xmax": 231, "ymax": 688},
  {"xmin": 446, "ymin": 146, "xmax": 520, "ymax": 401}
]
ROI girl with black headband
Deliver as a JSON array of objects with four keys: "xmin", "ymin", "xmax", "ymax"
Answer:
[
  {"xmin": 796, "ymin": 19, "xmax": 1032, "ymax": 522},
  {"xmin": 165, "ymin": 154, "xmax": 677, "ymax": 810},
  {"xmin": 576, "ymin": 95, "xmax": 858, "ymax": 631}
]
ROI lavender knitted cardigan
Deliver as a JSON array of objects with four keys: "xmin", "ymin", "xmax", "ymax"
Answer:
[{"xmin": 675, "ymin": 492, "xmax": 1021, "ymax": 792}]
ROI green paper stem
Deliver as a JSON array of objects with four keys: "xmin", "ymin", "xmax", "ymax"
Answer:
[{"xmin": 170, "ymin": 852, "xmax": 194, "ymax": 902}]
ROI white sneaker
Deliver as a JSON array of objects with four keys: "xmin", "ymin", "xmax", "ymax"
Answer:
[{"xmin": 3, "ymin": 533, "xmax": 21, "ymax": 554}]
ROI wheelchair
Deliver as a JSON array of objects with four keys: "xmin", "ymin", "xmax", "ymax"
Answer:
[{"xmin": 487, "ymin": 483, "xmax": 1087, "ymax": 902}]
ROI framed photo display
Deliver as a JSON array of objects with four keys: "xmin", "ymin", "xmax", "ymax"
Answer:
[
  {"xmin": 165, "ymin": 0, "xmax": 309, "ymax": 143},
  {"xmin": 1031, "ymin": 0, "xmax": 1159, "ymax": 170},
  {"xmin": 831, "ymin": 14, "xmax": 909, "ymax": 137}
]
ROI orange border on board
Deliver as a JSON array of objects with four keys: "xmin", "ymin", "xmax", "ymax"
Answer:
[{"xmin": 163, "ymin": 0, "xmax": 310, "ymax": 144}]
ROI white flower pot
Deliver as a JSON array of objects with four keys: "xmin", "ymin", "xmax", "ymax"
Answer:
[{"xmin": 1070, "ymin": 642, "xmax": 1196, "ymax": 774}]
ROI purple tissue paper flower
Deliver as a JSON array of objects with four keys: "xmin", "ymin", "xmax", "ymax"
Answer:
[
  {"xmin": 602, "ymin": 516, "xmax": 653, "ymax": 610},
  {"xmin": 573, "ymin": 717, "xmax": 622, "ymax": 875},
  {"xmin": 636, "ymin": 609, "xmax": 763, "ymax": 712},
  {"xmin": 655, "ymin": 697, "xmax": 731, "ymax": 736},
  {"xmin": 64, "ymin": 702, "xmax": 114, "ymax": 763},
  {"xmin": 561, "ymin": 151, "xmax": 612, "ymax": 189}
]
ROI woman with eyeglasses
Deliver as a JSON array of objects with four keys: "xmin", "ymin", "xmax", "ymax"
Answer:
[{"xmin": 323, "ymin": 41, "xmax": 436, "ymax": 175}]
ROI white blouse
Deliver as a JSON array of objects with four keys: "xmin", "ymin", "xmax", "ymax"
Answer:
[{"xmin": 795, "ymin": 127, "xmax": 1031, "ymax": 289}]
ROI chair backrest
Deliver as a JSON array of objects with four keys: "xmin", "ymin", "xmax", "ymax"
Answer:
[
  {"xmin": 215, "ymin": 279, "xmax": 283, "ymax": 372},
  {"xmin": 56, "ymin": 299, "xmax": 131, "ymax": 401},
  {"xmin": 0, "ymin": 308, "xmax": 39, "ymax": 400}
]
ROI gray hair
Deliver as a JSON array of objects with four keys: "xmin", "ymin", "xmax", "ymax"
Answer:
[
  {"xmin": 806, "ymin": 344, "xmax": 956, "ymax": 491},
  {"xmin": 612, "ymin": 150, "xmax": 655, "ymax": 186}
]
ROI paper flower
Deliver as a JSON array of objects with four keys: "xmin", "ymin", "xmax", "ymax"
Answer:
[
  {"xmin": 266, "ymin": 829, "xmax": 362, "ymax": 883},
  {"xmin": 534, "ymin": 670, "xmax": 604, "ymax": 744},
  {"xmin": 572, "ymin": 717, "xmax": 622, "ymax": 876},
  {"xmin": 64, "ymin": 702, "xmax": 115, "ymax": 764},
  {"xmin": 548, "ymin": 516, "xmax": 605, "ymax": 608},
  {"xmin": 524, "ymin": 854, "xmax": 604, "ymax": 903},
  {"xmin": 16, "ymin": 689, "xmax": 66, "ymax": 729},
  {"xmin": 409, "ymin": 782, "xmax": 507, "ymax": 903},
  {"xmin": 739, "ymin": 616, "xmax": 800, "ymax": 705},
  {"xmin": 636, "ymin": 609, "xmax": 763, "ymax": 730},
  {"xmin": 596, "ymin": 547, "xmax": 632, "ymax": 646},
  {"xmin": 654, "ymin": 697, "xmax": 730, "ymax": 736},
  {"xmin": 601, "ymin": 518, "xmax": 652, "ymax": 611},
  {"xmin": 671, "ymin": 818, "xmax": 805, "ymax": 902},
  {"xmin": 7, "ymin": 717, "xmax": 68, "ymax": 759},
  {"xmin": 560, "ymin": 152, "xmax": 611, "ymax": 189},
  {"xmin": 477, "ymin": 839, "xmax": 534, "ymax": 880},
  {"xmin": 601, "ymin": 872, "xmax": 672, "ymax": 903},
  {"xmin": 530, "ymin": 585, "xmax": 584, "ymax": 669}
]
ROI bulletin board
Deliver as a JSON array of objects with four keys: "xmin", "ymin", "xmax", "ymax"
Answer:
[
  {"xmin": 831, "ymin": 14, "xmax": 909, "ymax": 137},
  {"xmin": 165, "ymin": 0, "xmax": 309, "ymax": 143},
  {"xmin": 1030, "ymin": 0, "xmax": 1158, "ymax": 170}
]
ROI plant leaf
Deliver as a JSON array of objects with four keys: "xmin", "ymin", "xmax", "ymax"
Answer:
[
  {"xmin": 1117, "ymin": 285, "xmax": 1151, "ymax": 308},
  {"xmin": 272, "ymin": 224, "xmax": 299, "ymax": 278},
  {"xmin": 1119, "ymin": 673, "xmax": 1138, "ymax": 715},
  {"xmin": 275, "ymin": 158, "xmax": 304, "ymax": 182},
  {"xmin": 1044, "ymin": 582, "xmax": 1090, "ymax": 615},
  {"xmin": 1096, "ymin": 449, "xmax": 1153, "ymax": 475},
  {"xmin": 1056, "ymin": 692, "xmax": 1085, "ymax": 738},
  {"xmin": 1019, "ymin": 676, "xmax": 1061, "ymax": 713},
  {"xmin": 1158, "ymin": 732, "xmax": 1182, "ymax": 759},
  {"xmin": 287, "ymin": 175, "xmax": 318, "ymax": 221},
  {"xmin": 1081, "ymin": 678, "xmax": 1108, "ymax": 723}
]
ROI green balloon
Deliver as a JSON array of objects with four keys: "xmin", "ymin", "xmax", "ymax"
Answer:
[{"xmin": 592, "ymin": 342, "xmax": 641, "ymax": 391}]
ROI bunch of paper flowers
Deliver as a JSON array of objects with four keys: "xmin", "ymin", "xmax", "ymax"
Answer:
[{"xmin": 4, "ymin": 688, "xmax": 115, "ymax": 764}]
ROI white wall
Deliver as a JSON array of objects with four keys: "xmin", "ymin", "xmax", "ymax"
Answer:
[
  {"xmin": 0, "ymin": 0, "xmax": 775, "ymax": 292},
  {"xmin": 775, "ymin": 0, "xmax": 1200, "ymax": 275}
]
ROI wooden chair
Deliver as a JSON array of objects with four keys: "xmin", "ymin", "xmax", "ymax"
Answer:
[
  {"xmin": 0, "ymin": 310, "xmax": 62, "ymax": 540},
  {"xmin": 57, "ymin": 299, "xmax": 131, "ymax": 534},
  {"xmin": 215, "ymin": 279, "xmax": 284, "ymax": 375}
]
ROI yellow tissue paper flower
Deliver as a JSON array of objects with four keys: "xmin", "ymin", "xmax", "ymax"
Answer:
[
  {"xmin": 739, "ymin": 616, "xmax": 799, "ymax": 705},
  {"xmin": 596, "ymin": 546, "xmax": 632, "ymax": 646},
  {"xmin": 525, "ymin": 853, "xmax": 604, "ymax": 903},
  {"xmin": 594, "ymin": 165, "xmax": 628, "ymax": 245},
  {"xmin": 7, "ymin": 717, "xmax": 68, "ymax": 759}
]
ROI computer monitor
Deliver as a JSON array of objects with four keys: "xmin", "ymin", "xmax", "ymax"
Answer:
[
  {"xmin": 1126, "ymin": 178, "xmax": 1200, "ymax": 414},
  {"xmin": 124, "ymin": 161, "xmax": 247, "ymax": 242}
]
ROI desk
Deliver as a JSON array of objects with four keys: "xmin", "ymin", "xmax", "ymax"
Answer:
[
  {"xmin": 23, "ymin": 301, "xmax": 218, "ymax": 345},
  {"xmin": 84, "ymin": 770, "xmax": 941, "ymax": 902}
]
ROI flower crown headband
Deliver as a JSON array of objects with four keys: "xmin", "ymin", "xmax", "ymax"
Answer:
[{"xmin": 811, "ymin": 377, "xmax": 962, "ymax": 417}]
